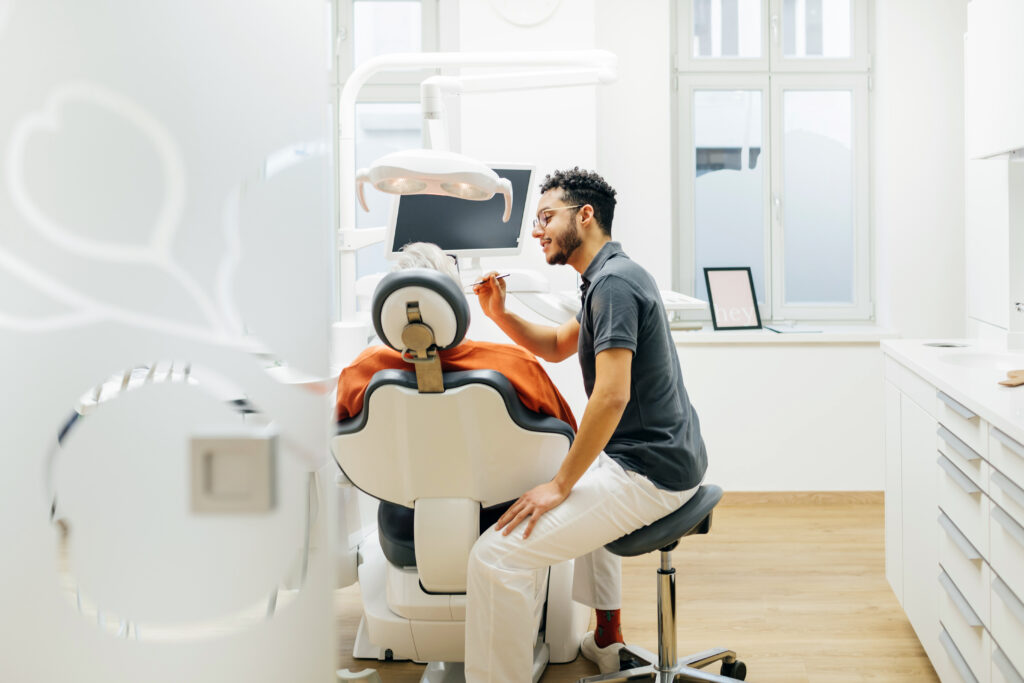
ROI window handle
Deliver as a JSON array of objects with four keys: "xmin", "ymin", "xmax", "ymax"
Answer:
[{"xmin": 772, "ymin": 194, "xmax": 781, "ymax": 222}]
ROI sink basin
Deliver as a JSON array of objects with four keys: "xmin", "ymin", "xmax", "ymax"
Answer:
[{"xmin": 938, "ymin": 352, "xmax": 1024, "ymax": 371}]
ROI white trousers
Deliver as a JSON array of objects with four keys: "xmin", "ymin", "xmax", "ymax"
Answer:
[{"xmin": 464, "ymin": 454, "xmax": 698, "ymax": 683}]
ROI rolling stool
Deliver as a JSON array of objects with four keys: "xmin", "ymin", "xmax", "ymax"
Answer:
[{"xmin": 579, "ymin": 485, "xmax": 747, "ymax": 683}]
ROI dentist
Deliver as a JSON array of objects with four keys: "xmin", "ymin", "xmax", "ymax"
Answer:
[{"xmin": 467, "ymin": 168, "xmax": 708, "ymax": 681}]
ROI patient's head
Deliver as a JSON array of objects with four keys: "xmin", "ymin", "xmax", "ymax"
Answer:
[{"xmin": 394, "ymin": 242, "xmax": 460, "ymax": 288}]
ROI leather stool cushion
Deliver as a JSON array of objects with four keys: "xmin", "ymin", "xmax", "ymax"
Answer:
[{"xmin": 605, "ymin": 484, "xmax": 723, "ymax": 557}]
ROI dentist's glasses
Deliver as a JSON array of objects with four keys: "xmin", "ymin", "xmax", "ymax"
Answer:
[{"xmin": 531, "ymin": 205, "xmax": 582, "ymax": 229}]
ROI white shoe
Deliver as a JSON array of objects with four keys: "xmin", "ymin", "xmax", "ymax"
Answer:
[{"xmin": 579, "ymin": 631, "xmax": 624, "ymax": 674}]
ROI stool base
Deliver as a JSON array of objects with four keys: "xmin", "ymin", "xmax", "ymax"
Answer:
[{"xmin": 579, "ymin": 645, "xmax": 744, "ymax": 683}]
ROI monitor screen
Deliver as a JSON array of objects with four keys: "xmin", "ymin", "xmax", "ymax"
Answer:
[{"xmin": 387, "ymin": 165, "xmax": 534, "ymax": 259}]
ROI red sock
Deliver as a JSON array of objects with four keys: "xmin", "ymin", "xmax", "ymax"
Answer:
[{"xmin": 594, "ymin": 609, "xmax": 623, "ymax": 648}]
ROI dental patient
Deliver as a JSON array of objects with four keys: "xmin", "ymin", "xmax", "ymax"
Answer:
[{"xmin": 334, "ymin": 241, "xmax": 577, "ymax": 431}]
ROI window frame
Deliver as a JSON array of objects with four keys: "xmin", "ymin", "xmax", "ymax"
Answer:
[
  {"xmin": 769, "ymin": 72, "xmax": 871, "ymax": 320},
  {"xmin": 336, "ymin": 0, "xmax": 440, "ymax": 103},
  {"xmin": 677, "ymin": 74, "xmax": 773, "ymax": 313},
  {"xmin": 674, "ymin": 0, "xmax": 872, "ymax": 323},
  {"xmin": 677, "ymin": 0, "xmax": 771, "ymax": 73}
]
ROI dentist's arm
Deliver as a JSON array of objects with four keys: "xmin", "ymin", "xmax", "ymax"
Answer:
[
  {"xmin": 495, "ymin": 347, "xmax": 632, "ymax": 539},
  {"xmin": 473, "ymin": 272, "xmax": 579, "ymax": 362}
]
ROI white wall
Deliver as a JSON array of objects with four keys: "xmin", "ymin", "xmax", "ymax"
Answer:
[
  {"xmin": 873, "ymin": 0, "xmax": 967, "ymax": 339},
  {"xmin": 594, "ymin": 0, "xmax": 674, "ymax": 285},
  {"xmin": 678, "ymin": 342, "xmax": 884, "ymax": 491}
]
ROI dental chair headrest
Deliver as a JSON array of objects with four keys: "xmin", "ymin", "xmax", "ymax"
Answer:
[{"xmin": 372, "ymin": 268, "xmax": 469, "ymax": 352}]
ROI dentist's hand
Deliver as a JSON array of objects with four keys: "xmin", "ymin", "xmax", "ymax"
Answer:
[
  {"xmin": 495, "ymin": 479, "xmax": 570, "ymax": 539},
  {"xmin": 473, "ymin": 271, "xmax": 508, "ymax": 320}
]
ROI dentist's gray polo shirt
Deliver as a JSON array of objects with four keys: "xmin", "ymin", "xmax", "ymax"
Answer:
[{"xmin": 576, "ymin": 241, "xmax": 707, "ymax": 491}]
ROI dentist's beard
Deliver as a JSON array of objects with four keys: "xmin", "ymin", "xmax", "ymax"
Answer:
[{"xmin": 547, "ymin": 226, "xmax": 582, "ymax": 266}]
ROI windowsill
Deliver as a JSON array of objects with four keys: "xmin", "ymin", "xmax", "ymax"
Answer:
[{"xmin": 671, "ymin": 324, "xmax": 897, "ymax": 345}]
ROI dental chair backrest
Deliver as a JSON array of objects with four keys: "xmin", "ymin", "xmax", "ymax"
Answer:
[{"xmin": 333, "ymin": 269, "xmax": 573, "ymax": 593}]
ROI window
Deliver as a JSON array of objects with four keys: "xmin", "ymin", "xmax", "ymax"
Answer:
[
  {"xmin": 335, "ymin": 0, "xmax": 440, "ymax": 278},
  {"xmin": 675, "ymin": 0, "xmax": 870, "ymax": 321}
]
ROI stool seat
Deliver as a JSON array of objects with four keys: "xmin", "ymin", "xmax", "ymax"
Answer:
[{"xmin": 605, "ymin": 485, "xmax": 723, "ymax": 557}]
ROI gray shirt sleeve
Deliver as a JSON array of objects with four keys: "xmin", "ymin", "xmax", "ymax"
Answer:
[{"xmin": 588, "ymin": 275, "xmax": 639, "ymax": 355}]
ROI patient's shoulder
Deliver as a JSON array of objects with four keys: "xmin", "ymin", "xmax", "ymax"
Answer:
[
  {"xmin": 464, "ymin": 340, "xmax": 540, "ymax": 364},
  {"xmin": 348, "ymin": 345, "xmax": 404, "ymax": 369}
]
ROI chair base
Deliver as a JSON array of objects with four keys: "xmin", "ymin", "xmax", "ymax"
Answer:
[
  {"xmin": 579, "ymin": 646, "xmax": 745, "ymax": 683},
  {"xmin": 416, "ymin": 639, "xmax": 549, "ymax": 683}
]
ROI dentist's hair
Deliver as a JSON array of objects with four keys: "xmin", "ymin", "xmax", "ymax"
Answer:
[
  {"xmin": 539, "ymin": 167, "xmax": 617, "ymax": 237},
  {"xmin": 393, "ymin": 242, "xmax": 461, "ymax": 288}
]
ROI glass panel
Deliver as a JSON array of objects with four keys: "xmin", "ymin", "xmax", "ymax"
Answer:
[
  {"xmin": 354, "ymin": 102, "xmax": 422, "ymax": 279},
  {"xmin": 0, "ymin": 0, "xmax": 334, "ymax": 679},
  {"xmin": 353, "ymin": 1, "xmax": 422, "ymax": 64},
  {"xmin": 692, "ymin": 91, "xmax": 766, "ymax": 306},
  {"xmin": 782, "ymin": 0, "xmax": 851, "ymax": 58},
  {"xmin": 782, "ymin": 90, "xmax": 853, "ymax": 304},
  {"xmin": 692, "ymin": 0, "xmax": 762, "ymax": 58}
]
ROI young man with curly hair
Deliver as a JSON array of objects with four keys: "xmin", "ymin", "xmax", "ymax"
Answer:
[{"xmin": 469, "ymin": 168, "xmax": 708, "ymax": 681}]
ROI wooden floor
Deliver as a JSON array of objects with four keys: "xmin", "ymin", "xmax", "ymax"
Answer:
[{"xmin": 334, "ymin": 493, "xmax": 938, "ymax": 682}]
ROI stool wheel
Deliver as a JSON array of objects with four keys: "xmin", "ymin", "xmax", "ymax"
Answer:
[{"xmin": 720, "ymin": 659, "xmax": 746, "ymax": 680}]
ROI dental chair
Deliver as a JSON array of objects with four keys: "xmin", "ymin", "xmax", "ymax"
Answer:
[{"xmin": 332, "ymin": 269, "xmax": 589, "ymax": 682}]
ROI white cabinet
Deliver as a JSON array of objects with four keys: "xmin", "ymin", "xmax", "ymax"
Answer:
[
  {"xmin": 885, "ymin": 381, "xmax": 904, "ymax": 604},
  {"xmin": 965, "ymin": 0, "xmax": 1024, "ymax": 159},
  {"xmin": 900, "ymin": 390, "xmax": 941, "ymax": 662},
  {"xmin": 884, "ymin": 355, "xmax": 1024, "ymax": 682}
]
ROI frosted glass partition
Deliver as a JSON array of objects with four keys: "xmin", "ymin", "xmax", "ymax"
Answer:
[
  {"xmin": 782, "ymin": 90, "xmax": 854, "ymax": 304},
  {"xmin": 0, "ymin": 2, "xmax": 335, "ymax": 681},
  {"xmin": 693, "ymin": 90, "xmax": 766, "ymax": 305}
]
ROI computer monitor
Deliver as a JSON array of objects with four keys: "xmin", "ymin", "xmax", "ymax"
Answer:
[{"xmin": 386, "ymin": 164, "xmax": 535, "ymax": 260}]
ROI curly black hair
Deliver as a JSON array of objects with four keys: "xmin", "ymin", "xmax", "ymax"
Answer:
[{"xmin": 539, "ymin": 167, "xmax": 617, "ymax": 237}]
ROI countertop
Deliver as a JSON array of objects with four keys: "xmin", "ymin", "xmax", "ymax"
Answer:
[{"xmin": 881, "ymin": 339, "xmax": 1024, "ymax": 446}]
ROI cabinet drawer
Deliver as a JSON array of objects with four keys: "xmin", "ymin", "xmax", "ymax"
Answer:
[
  {"xmin": 991, "ymin": 427, "xmax": 1024, "ymax": 489},
  {"xmin": 991, "ymin": 468, "xmax": 1024, "ymax": 528},
  {"xmin": 993, "ymin": 643, "xmax": 1024, "ymax": 683},
  {"xmin": 939, "ymin": 511, "xmax": 990, "ymax": 627},
  {"xmin": 940, "ymin": 568, "xmax": 990, "ymax": 682},
  {"xmin": 992, "ymin": 575, "xmax": 1024, "ymax": 678},
  {"xmin": 938, "ymin": 453, "xmax": 990, "ymax": 555},
  {"xmin": 936, "ymin": 391, "xmax": 986, "ymax": 456},
  {"xmin": 939, "ymin": 424, "xmax": 988, "ymax": 491},
  {"xmin": 991, "ymin": 501, "xmax": 1024, "ymax": 601}
]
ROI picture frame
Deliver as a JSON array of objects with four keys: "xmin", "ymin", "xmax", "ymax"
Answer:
[{"xmin": 703, "ymin": 267, "xmax": 762, "ymax": 330}]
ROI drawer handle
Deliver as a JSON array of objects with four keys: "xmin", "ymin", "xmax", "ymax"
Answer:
[
  {"xmin": 992, "ymin": 426, "xmax": 1024, "ymax": 462},
  {"xmin": 992, "ymin": 504, "xmax": 1024, "ymax": 550},
  {"xmin": 937, "ymin": 454, "xmax": 981, "ymax": 495},
  {"xmin": 992, "ymin": 470, "xmax": 1024, "ymax": 510},
  {"xmin": 994, "ymin": 646, "xmax": 1024, "ymax": 683},
  {"xmin": 993, "ymin": 576, "xmax": 1024, "ymax": 628},
  {"xmin": 939, "ymin": 625, "xmax": 979, "ymax": 683},
  {"xmin": 939, "ymin": 569, "xmax": 983, "ymax": 627},
  {"xmin": 938, "ymin": 425, "xmax": 981, "ymax": 461},
  {"xmin": 938, "ymin": 510, "xmax": 982, "ymax": 560},
  {"xmin": 938, "ymin": 391, "xmax": 977, "ymax": 420}
]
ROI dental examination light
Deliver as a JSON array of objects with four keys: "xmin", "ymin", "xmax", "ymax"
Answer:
[
  {"xmin": 334, "ymin": 50, "xmax": 618, "ymax": 368},
  {"xmin": 355, "ymin": 149, "xmax": 514, "ymax": 221}
]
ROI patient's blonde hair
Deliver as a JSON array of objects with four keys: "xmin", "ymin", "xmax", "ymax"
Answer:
[{"xmin": 394, "ymin": 242, "xmax": 460, "ymax": 288}]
